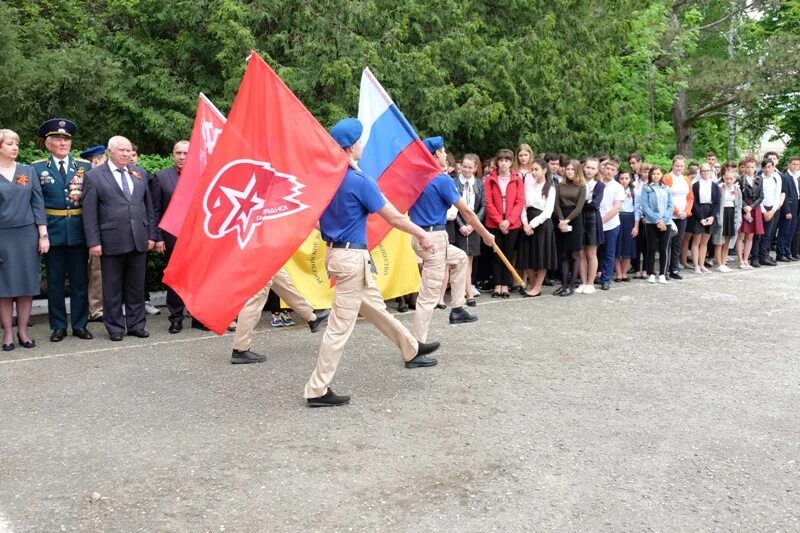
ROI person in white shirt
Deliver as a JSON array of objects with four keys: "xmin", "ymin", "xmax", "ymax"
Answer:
[
  {"xmin": 777, "ymin": 156, "xmax": 800, "ymax": 261},
  {"xmin": 517, "ymin": 160, "xmax": 557, "ymax": 297},
  {"xmin": 597, "ymin": 158, "xmax": 624, "ymax": 290},
  {"xmin": 665, "ymin": 155, "xmax": 693, "ymax": 279},
  {"xmin": 757, "ymin": 158, "xmax": 784, "ymax": 266}
]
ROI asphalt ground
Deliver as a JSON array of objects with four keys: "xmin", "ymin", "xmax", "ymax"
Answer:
[{"xmin": 1, "ymin": 262, "xmax": 799, "ymax": 532}]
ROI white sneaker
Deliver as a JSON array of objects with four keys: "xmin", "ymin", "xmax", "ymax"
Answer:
[
  {"xmin": 718, "ymin": 265, "xmax": 732, "ymax": 273},
  {"xmin": 647, "ymin": 275, "xmax": 656, "ymax": 284},
  {"xmin": 583, "ymin": 285, "xmax": 596, "ymax": 294},
  {"xmin": 575, "ymin": 284, "xmax": 585, "ymax": 294},
  {"xmin": 145, "ymin": 302, "xmax": 161, "ymax": 315},
  {"xmin": 471, "ymin": 285, "xmax": 480, "ymax": 297},
  {"xmin": 658, "ymin": 275, "xmax": 667, "ymax": 284}
]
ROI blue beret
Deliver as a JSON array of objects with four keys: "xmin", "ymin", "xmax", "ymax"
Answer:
[
  {"xmin": 329, "ymin": 118, "xmax": 363, "ymax": 150},
  {"xmin": 423, "ymin": 136, "xmax": 444, "ymax": 154},
  {"xmin": 80, "ymin": 145, "xmax": 106, "ymax": 159},
  {"xmin": 38, "ymin": 118, "xmax": 77, "ymax": 139}
]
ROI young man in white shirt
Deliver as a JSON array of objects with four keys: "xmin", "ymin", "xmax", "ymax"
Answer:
[
  {"xmin": 758, "ymin": 159, "xmax": 784, "ymax": 266},
  {"xmin": 597, "ymin": 158, "xmax": 625, "ymax": 290}
]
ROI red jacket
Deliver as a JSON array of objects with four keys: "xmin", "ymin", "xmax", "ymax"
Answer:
[{"xmin": 484, "ymin": 170, "xmax": 525, "ymax": 229}]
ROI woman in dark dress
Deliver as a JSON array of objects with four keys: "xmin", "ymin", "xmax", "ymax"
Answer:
[
  {"xmin": 553, "ymin": 160, "xmax": 586, "ymax": 296},
  {"xmin": 0, "ymin": 129, "xmax": 48, "ymax": 351}
]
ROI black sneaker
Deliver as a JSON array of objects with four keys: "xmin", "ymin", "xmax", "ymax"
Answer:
[
  {"xmin": 449, "ymin": 307, "xmax": 478, "ymax": 324},
  {"xmin": 307, "ymin": 388, "xmax": 350, "ymax": 407},
  {"xmin": 669, "ymin": 271, "xmax": 683, "ymax": 280},
  {"xmin": 307, "ymin": 309, "xmax": 330, "ymax": 333},
  {"xmin": 230, "ymin": 349, "xmax": 266, "ymax": 364}
]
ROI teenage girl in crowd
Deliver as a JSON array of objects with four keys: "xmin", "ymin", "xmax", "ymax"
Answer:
[
  {"xmin": 640, "ymin": 166, "xmax": 673, "ymax": 284},
  {"xmin": 578, "ymin": 158, "xmax": 604, "ymax": 294},
  {"xmin": 689, "ymin": 163, "xmax": 720, "ymax": 275},
  {"xmin": 663, "ymin": 155, "xmax": 694, "ymax": 279},
  {"xmin": 453, "ymin": 154, "xmax": 485, "ymax": 306},
  {"xmin": 736, "ymin": 157, "xmax": 764, "ymax": 269},
  {"xmin": 633, "ymin": 162, "xmax": 652, "ymax": 279},
  {"xmin": 713, "ymin": 162, "xmax": 741, "ymax": 273},
  {"xmin": 484, "ymin": 149, "xmax": 524, "ymax": 298},
  {"xmin": 518, "ymin": 159, "xmax": 558, "ymax": 297},
  {"xmin": 554, "ymin": 160, "xmax": 586, "ymax": 296},
  {"xmin": 614, "ymin": 170, "xmax": 638, "ymax": 282}
]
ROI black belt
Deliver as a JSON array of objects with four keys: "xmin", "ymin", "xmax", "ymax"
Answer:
[
  {"xmin": 422, "ymin": 224, "xmax": 446, "ymax": 231},
  {"xmin": 326, "ymin": 241, "xmax": 367, "ymax": 250}
]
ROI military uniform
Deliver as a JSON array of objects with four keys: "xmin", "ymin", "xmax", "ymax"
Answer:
[{"xmin": 32, "ymin": 154, "xmax": 91, "ymax": 334}]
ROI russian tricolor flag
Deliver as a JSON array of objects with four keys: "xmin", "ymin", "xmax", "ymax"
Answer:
[{"xmin": 358, "ymin": 67, "xmax": 442, "ymax": 249}]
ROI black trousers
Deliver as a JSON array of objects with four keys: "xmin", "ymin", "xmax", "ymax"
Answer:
[
  {"xmin": 490, "ymin": 227, "xmax": 519, "ymax": 286},
  {"xmin": 100, "ymin": 250, "xmax": 147, "ymax": 335},
  {"xmin": 163, "ymin": 246, "xmax": 186, "ymax": 322},
  {"xmin": 668, "ymin": 218, "xmax": 687, "ymax": 273},
  {"xmin": 758, "ymin": 207, "xmax": 778, "ymax": 261},
  {"xmin": 45, "ymin": 244, "xmax": 89, "ymax": 330},
  {"xmin": 645, "ymin": 223, "xmax": 670, "ymax": 276}
]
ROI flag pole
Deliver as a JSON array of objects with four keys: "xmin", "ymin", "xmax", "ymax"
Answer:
[{"xmin": 492, "ymin": 245, "xmax": 524, "ymax": 287}]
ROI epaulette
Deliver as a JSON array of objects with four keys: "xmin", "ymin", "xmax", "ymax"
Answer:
[
  {"xmin": 75, "ymin": 158, "xmax": 90, "ymax": 163},
  {"xmin": 31, "ymin": 158, "xmax": 47, "ymax": 163}
]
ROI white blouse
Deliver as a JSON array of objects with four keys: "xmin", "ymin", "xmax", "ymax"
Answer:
[{"xmin": 520, "ymin": 176, "xmax": 555, "ymax": 228}]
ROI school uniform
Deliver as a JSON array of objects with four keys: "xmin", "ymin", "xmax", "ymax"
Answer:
[
  {"xmin": 712, "ymin": 182, "xmax": 742, "ymax": 246},
  {"xmin": 615, "ymin": 185, "xmax": 638, "ymax": 260},
  {"xmin": 452, "ymin": 175, "xmax": 485, "ymax": 257},
  {"xmin": 690, "ymin": 178, "xmax": 721, "ymax": 235},
  {"xmin": 517, "ymin": 177, "xmax": 557, "ymax": 271},
  {"xmin": 663, "ymin": 172, "xmax": 694, "ymax": 276},
  {"xmin": 554, "ymin": 181, "xmax": 586, "ymax": 253},
  {"xmin": 777, "ymin": 170, "xmax": 799, "ymax": 260},
  {"xmin": 582, "ymin": 179, "xmax": 605, "ymax": 247},
  {"xmin": 598, "ymin": 179, "xmax": 625, "ymax": 284},
  {"xmin": 484, "ymin": 170, "xmax": 524, "ymax": 287},
  {"xmin": 758, "ymin": 172, "xmax": 782, "ymax": 263},
  {"xmin": 640, "ymin": 183, "xmax": 674, "ymax": 276}
]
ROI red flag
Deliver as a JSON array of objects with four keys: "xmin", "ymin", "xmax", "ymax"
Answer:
[
  {"xmin": 159, "ymin": 93, "xmax": 226, "ymax": 237},
  {"xmin": 163, "ymin": 53, "xmax": 349, "ymax": 334}
]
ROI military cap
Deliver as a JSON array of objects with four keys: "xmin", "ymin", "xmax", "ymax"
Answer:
[
  {"xmin": 37, "ymin": 118, "xmax": 77, "ymax": 139},
  {"xmin": 422, "ymin": 136, "xmax": 444, "ymax": 155},
  {"xmin": 329, "ymin": 118, "xmax": 363, "ymax": 150},
  {"xmin": 80, "ymin": 145, "xmax": 106, "ymax": 159}
]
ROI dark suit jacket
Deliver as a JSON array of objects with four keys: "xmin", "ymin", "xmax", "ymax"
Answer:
[
  {"xmin": 738, "ymin": 175, "xmax": 764, "ymax": 210},
  {"xmin": 82, "ymin": 162, "xmax": 157, "ymax": 255},
  {"xmin": 691, "ymin": 180, "xmax": 721, "ymax": 220},
  {"xmin": 453, "ymin": 176, "xmax": 485, "ymax": 228},
  {"xmin": 780, "ymin": 172, "xmax": 799, "ymax": 217},
  {"xmin": 151, "ymin": 166, "xmax": 179, "ymax": 247}
]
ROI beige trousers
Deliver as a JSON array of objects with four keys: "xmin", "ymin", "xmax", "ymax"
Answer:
[
  {"xmin": 87, "ymin": 254, "xmax": 103, "ymax": 319},
  {"xmin": 411, "ymin": 230, "xmax": 468, "ymax": 342},
  {"xmin": 232, "ymin": 268, "xmax": 316, "ymax": 351},
  {"xmin": 303, "ymin": 247, "xmax": 419, "ymax": 399}
]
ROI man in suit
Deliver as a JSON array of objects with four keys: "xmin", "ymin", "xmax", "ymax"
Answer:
[
  {"xmin": 82, "ymin": 136, "xmax": 159, "ymax": 341},
  {"xmin": 80, "ymin": 145, "xmax": 107, "ymax": 322},
  {"xmin": 32, "ymin": 118, "xmax": 93, "ymax": 342},
  {"xmin": 780, "ymin": 156, "xmax": 800, "ymax": 261},
  {"xmin": 151, "ymin": 140, "xmax": 194, "ymax": 333}
]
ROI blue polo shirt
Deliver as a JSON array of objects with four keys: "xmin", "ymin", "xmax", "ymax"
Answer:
[
  {"xmin": 320, "ymin": 167, "xmax": 386, "ymax": 245},
  {"xmin": 409, "ymin": 173, "xmax": 461, "ymax": 227}
]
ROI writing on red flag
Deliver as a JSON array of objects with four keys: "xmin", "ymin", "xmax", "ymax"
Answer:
[
  {"xmin": 159, "ymin": 93, "xmax": 226, "ymax": 238},
  {"xmin": 163, "ymin": 53, "xmax": 349, "ymax": 334}
]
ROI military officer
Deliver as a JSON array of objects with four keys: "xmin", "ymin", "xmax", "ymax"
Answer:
[
  {"xmin": 32, "ymin": 119, "xmax": 93, "ymax": 342},
  {"xmin": 80, "ymin": 145, "xmax": 106, "ymax": 168},
  {"xmin": 303, "ymin": 118, "xmax": 440, "ymax": 408}
]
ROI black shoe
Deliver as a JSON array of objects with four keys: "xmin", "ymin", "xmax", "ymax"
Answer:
[
  {"xmin": 2, "ymin": 342, "xmax": 14, "ymax": 351},
  {"xmin": 16, "ymin": 334, "xmax": 35, "ymax": 349},
  {"xmin": 761, "ymin": 258, "xmax": 777, "ymax": 266},
  {"xmin": 109, "ymin": 334, "xmax": 123, "ymax": 341},
  {"xmin": 307, "ymin": 309, "xmax": 330, "ymax": 333},
  {"xmin": 191, "ymin": 320, "xmax": 210, "ymax": 331},
  {"xmin": 542, "ymin": 277, "xmax": 554, "ymax": 286},
  {"xmin": 553, "ymin": 285, "xmax": 566, "ymax": 296},
  {"xmin": 50, "ymin": 328, "xmax": 67, "ymax": 342},
  {"xmin": 307, "ymin": 388, "xmax": 351, "ymax": 407},
  {"xmin": 397, "ymin": 303, "xmax": 408, "ymax": 313},
  {"xmin": 127, "ymin": 330, "xmax": 150, "ymax": 338},
  {"xmin": 601, "ymin": 282, "xmax": 611, "ymax": 290},
  {"xmin": 449, "ymin": 307, "xmax": 478, "ymax": 324},
  {"xmin": 750, "ymin": 259, "xmax": 761, "ymax": 268},
  {"xmin": 669, "ymin": 272, "xmax": 683, "ymax": 280},
  {"xmin": 405, "ymin": 353, "xmax": 438, "ymax": 368},
  {"xmin": 791, "ymin": 255, "xmax": 800, "ymax": 261},
  {"xmin": 435, "ymin": 303, "xmax": 448, "ymax": 309},
  {"xmin": 465, "ymin": 298, "xmax": 477, "ymax": 307},
  {"xmin": 230, "ymin": 349, "xmax": 266, "ymax": 364},
  {"xmin": 72, "ymin": 328, "xmax": 93, "ymax": 340},
  {"xmin": 560, "ymin": 286, "xmax": 574, "ymax": 297},
  {"xmin": 168, "ymin": 320, "xmax": 183, "ymax": 334},
  {"xmin": 777, "ymin": 255, "xmax": 791, "ymax": 263}
]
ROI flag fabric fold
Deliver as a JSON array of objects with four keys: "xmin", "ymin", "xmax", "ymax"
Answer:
[{"xmin": 163, "ymin": 53, "xmax": 348, "ymax": 334}]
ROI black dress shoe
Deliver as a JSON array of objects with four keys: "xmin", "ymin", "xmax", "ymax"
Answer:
[
  {"xmin": 601, "ymin": 281, "xmax": 611, "ymax": 290},
  {"xmin": 397, "ymin": 303, "xmax": 408, "ymax": 313},
  {"xmin": 777, "ymin": 255, "xmax": 791, "ymax": 262},
  {"xmin": 230, "ymin": 349, "xmax": 267, "ymax": 364},
  {"xmin": 50, "ymin": 329, "xmax": 67, "ymax": 342},
  {"xmin": 307, "ymin": 309, "xmax": 330, "ymax": 333},
  {"xmin": 405, "ymin": 353, "xmax": 438, "ymax": 368},
  {"xmin": 669, "ymin": 272, "xmax": 683, "ymax": 280},
  {"xmin": 109, "ymin": 334, "xmax": 123, "ymax": 342},
  {"xmin": 761, "ymin": 258, "xmax": 777, "ymax": 266},
  {"xmin": 560, "ymin": 286, "xmax": 574, "ymax": 296},
  {"xmin": 127, "ymin": 330, "xmax": 150, "ymax": 338},
  {"xmin": 191, "ymin": 320, "xmax": 210, "ymax": 331},
  {"xmin": 168, "ymin": 321, "xmax": 183, "ymax": 334},
  {"xmin": 17, "ymin": 334, "xmax": 35, "ymax": 348},
  {"xmin": 412, "ymin": 340, "xmax": 440, "ymax": 358},
  {"xmin": 449, "ymin": 307, "xmax": 478, "ymax": 324},
  {"xmin": 553, "ymin": 285, "xmax": 566, "ymax": 296},
  {"xmin": 307, "ymin": 388, "xmax": 351, "ymax": 407},
  {"xmin": 72, "ymin": 328, "xmax": 93, "ymax": 340},
  {"xmin": 3, "ymin": 342, "xmax": 15, "ymax": 352},
  {"xmin": 791, "ymin": 255, "xmax": 800, "ymax": 261},
  {"xmin": 465, "ymin": 298, "xmax": 477, "ymax": 307},
  {"xmin": 542, "ymin": 277, "xmax": 554, "ymax": 286},
  {"xmin": 750, "ymin": 259, "xmax": 761, "ymax": 268}
]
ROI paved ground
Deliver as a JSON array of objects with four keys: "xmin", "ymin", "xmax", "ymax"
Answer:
[{"xmin": 1, "ymin": 263, "xmax": 799, "ymax": 532}]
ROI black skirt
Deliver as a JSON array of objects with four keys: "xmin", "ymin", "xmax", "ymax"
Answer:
[
  {"xmin": 582, "ymin": 208, "xmax": 602, "ymax": 246},
  {"xmin": 517, "ymin": 208, "xmax": 558, "ymax": 271},
  {"xmin": 692, "ymin": 204, "xmax": 714, "ymax": 234},
  {"xmin": 453, "ymin": 228, "xmax": 482, "ymax": 256},
  {"xmin": 557, "ymin": 205, "xmax": 584, "ymax": 253},
  {"xmin": 615, "ymin": 212, "xmax": 637, "ymax": 259},
  {"xmin": 722, "ymin": 206, "xmax": 736, "ymax": 237}
]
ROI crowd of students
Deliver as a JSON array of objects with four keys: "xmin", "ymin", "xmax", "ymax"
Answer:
[{"xmin": 424, "ymin": 146, "xmax": 800, "ymax": 304}]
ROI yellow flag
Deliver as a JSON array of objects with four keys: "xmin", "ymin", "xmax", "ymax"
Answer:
[{"xmin": 282, "ymin": 229, "xmax": 421, "ymax": 309}]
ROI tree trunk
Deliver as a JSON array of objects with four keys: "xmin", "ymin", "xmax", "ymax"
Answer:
[{"xmin": 672, "ymin": 88, "xmax": 692, "ymax": 156}]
